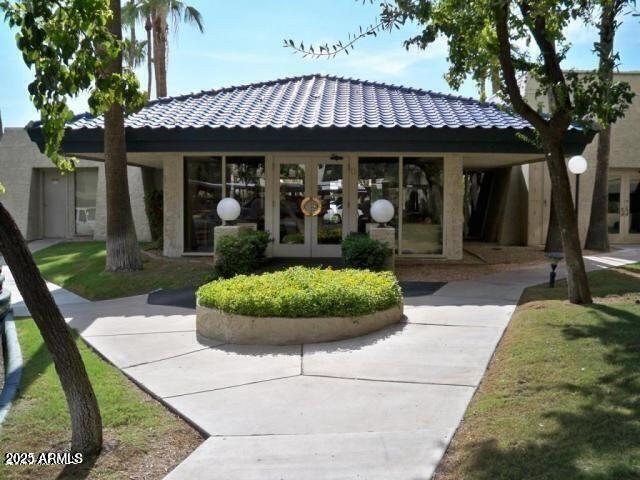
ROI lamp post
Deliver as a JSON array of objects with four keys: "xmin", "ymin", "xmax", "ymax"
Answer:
[
  {"xmin": 568, "ymin": 155, "xmax": 588, "ymax": 219},
  {"xmin": 545, "ymin": 252, "xmax": 564, "ymax": 288}
]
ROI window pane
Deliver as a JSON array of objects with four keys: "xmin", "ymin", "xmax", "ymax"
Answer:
[
  {"xmin": 279, "ymin": 164, "xmax": 306, "ymax": 244},
  {"xmin": 357, "ymin": 158, "xmax": 399, "ymax": 241},
  {"xmin": 630, "ymin": 177, "xmax": 640, "ymax": 234},
  {"xmin": 74, "ymin": 168, "xmax": 98, "ymax": 236},
  {"xmin": 184, "ymin": 157, "xmax": 222, "ymax": 252},
  {"xmin": 317, "ymin": 163, "xmax": 344, "ymax": 245},
  {"xmin": 608, "ymin": 177, "xmax": 621, "ymax": 234},
  {"xmin": 402, "ymin": 157, "xmax": 444, "ymax": 254},
  {"xmin": 226, "ymin": 156, "xmax": 266, "ymax": 230}
]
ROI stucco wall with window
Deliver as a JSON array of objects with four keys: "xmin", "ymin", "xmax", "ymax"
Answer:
[
  {"xmin": 0, "ymin": 128, "xmax": 151, "ymax": 242},
  {"xmin": 523, "ymin": 72, "xmax": 640, "ymax": 245}
]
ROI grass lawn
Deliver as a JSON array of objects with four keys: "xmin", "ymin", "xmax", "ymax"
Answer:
[
  {"xmin": 34, "ymin": 241, "xmax": 214, "ymax": 300},
  {"xmin": 0, "ymin": 318, "xmax": 202, "ymax": 479},
  {"xmin": 435, "ymin": 265, "xmax": 640, "ymax": 480}
]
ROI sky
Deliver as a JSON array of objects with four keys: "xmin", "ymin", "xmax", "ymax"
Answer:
[{"xmin": 1, "ymin": 0, "xmax": 640, "ymax": 127}]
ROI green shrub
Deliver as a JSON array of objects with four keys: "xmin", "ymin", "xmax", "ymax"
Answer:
[
  {"xmin": 342, "ymin": 233, "xmax": 392, "ymax": 271},
  {"xmin": 213, "ymin": 230, "xmax": 270, "ymax": 279},
  {"xmin": 197, "ymin": 266, "xmax": 402, "ymax": 317}
]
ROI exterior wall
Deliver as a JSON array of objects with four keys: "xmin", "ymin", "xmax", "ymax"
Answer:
[
  {"xmin": 444, "ymin": 154, "xmax": 464, "ymax": 259},
  {"xmin": 0, "ymin": 128, "xmax": 151, "ymax": 242},
  {"xmin": 163, "ymin": 154, "xmax": 184, "ymax": 257},
  {"xmin": 522, "ymin": 72, "xmax": 640, "ymax": 245}
]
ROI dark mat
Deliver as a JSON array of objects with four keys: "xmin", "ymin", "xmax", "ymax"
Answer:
[
  {"xmin": 399, "ymin": 281, "xmax": 446, "ymax": 298},
  {"xmin": 147, "ymin": 286, "xmax": 197, "ymax": 309}
]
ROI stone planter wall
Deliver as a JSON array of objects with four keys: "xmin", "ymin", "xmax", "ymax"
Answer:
[{"xmin": 196, "ymin": 304, "xmax": 404, "ymax": 345}]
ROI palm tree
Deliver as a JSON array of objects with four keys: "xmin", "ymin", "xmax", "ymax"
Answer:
[
  {"xmin": 152, "ymin": 0, "xmax": 204, "ymax": 97},
  {"xmin": 105, "ymin": 0, "xmax": 143, "ymax": 272},
  {"xmin": 122, "ymin": 0, "xmax": 204, "ymax": 98}
]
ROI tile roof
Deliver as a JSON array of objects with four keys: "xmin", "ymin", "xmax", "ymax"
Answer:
[{"xmin": 67, "ymin": 73, "xmax": 534, "ymax": 131}]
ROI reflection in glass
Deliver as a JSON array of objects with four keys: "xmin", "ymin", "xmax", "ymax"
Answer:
[
  {"xmin": 608, "ymin": 177, "xmax": 621, "ymax": 234},
  {"xmin": 630, "ymin": 177, "xmax": 640, "ymax": 234},
  {"xmin": 402, "ymin": 157, "xmax": 444, "ymax": 254},
  {"xmin": 279, "ymin": 164, "xmax": 306, "ymax": 244},
  {"xmin": 74, "ymin": 168, "xmax": 98, "ymax": 236},
  {"xmin": 226, "ymin": 157, "xmax": 266, "ymax": 230},
  {"xmin": 184, "ymin": 157, "xmax": 222, "ymax": 252},
  {"xmin": 357, "ymin": 158, "xmax": 399, "ymax": 240},
  {"xmin": 317, "ymin": 163, "xmax": 344, "ymax": 244}
]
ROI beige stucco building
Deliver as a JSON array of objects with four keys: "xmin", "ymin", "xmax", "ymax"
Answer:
[
  {"xmin": 0, "ymin": 127, "xmax": 151, "ymax": 242},
  {"xmin": 522, "ymin": 72, "xmax": 640, "ymax": 246}
]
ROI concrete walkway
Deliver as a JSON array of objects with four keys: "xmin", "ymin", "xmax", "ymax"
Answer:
[
  {"xmin": 6, "ymin": 243, "xmax": 640, "ymax": 479},
  {"xmin": 1, "ymin": 239, "xmax": 89, "ymax": 317}
]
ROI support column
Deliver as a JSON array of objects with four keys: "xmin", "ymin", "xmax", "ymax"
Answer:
[
  {"xmin": 163, "ymin": 156, "xmax": 183, "ymax": 257},
  {"xmin": 444, "ymin": 154, "xmax": 463, "ymax": 260}
]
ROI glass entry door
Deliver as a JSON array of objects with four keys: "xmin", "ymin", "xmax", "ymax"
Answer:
[
  {"xmin": 608, "ymin": 170, "xmax": 640, "ymax": 244},
  {"xmin": 273, "ymin": 157, "xmax": 347, "ymax": 257}
]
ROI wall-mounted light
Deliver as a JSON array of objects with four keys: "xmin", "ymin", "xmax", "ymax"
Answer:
[{"xmin": 330, "ymin": 154, "xmax": 343, "ymax": 161}]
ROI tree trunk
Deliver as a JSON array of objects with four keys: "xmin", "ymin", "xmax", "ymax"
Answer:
[
  {"xmin": 0, "ymin": 202, "xmax": 102, "ymax": 455},
  {"xmin": 584, "ymin": 125, "xmax": 612, "ymax": 251},
  {"xmin": 585, "ymin": 2, "xmax": 616, "ymax": 252},
  {"xmin": 145, "ymin": 15, "xmax": 153, "ymax": 97},
  {"xmin": 545, "ymin": 140, "xmax": 593, "ymax": 304},
  {"xmin": 152, "ymin": 9, "xmax": 168, "ymax": 98},
  {"xmin": 545, "ymin": 187, "xmax": 563, "ymax": 252},
  {"xmin": 104, "ymin": 0, "xmax": 142, "ymax": 272}
]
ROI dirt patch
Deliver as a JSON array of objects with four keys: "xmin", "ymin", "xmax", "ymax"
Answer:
[{"xmin": 397, "ymin": 243, "xmax": 549, "ymax": 282}]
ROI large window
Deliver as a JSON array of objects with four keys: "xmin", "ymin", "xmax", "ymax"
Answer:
[
  {"xmin": 184, "ymin": 157, "xmax": 223, "ymax": 252},
  {"xmin": 184, "ymin": 156, "xmax": 265, "ymax": 253},
  {"xmin": 74, "ymin": 168, "xmax": 98, "ymax": 236},
  {"xmin": 402, "ymin": 157, "xmax": 444, "ymax": 254},
  {"xmin": 358, "ymin": 156, "xmax": 444, "ymax": 255},
  {"xmin": 226, "ymin": 156, "xmax": 266, "ymax": 230},
  {"xmin": 357, "ymin": 157, "xmax": 400, "ymax": 235}
]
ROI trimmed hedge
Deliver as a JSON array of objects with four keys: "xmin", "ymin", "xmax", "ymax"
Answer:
[
  {"xmin": 342, "ymin": 233, "xmax": 392, "ymax": 271},
  {"xmin": 197, "ymin": 266, "xmax": 402, "ymax": 318},
  {"xmin": 214, "ymin": 230, "xmax": 270, "ymax": 279}
]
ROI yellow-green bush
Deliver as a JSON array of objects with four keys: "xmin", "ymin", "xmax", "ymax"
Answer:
[{"xmin": 197, "ymin": 266, "xmax": 402, "ymax": 317}]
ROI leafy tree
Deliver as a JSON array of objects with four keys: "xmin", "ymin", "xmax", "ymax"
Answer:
[
  {"xmin": 583, "ymin": 0, "xmax": 636, "ymax": 251},
  {"xmin": 124, "ymin": 0, "xmax": 204, "ymax": 98},
  {"xmin": 0, "ymin": 0, "xmax": 122, "ymax": 458},
  {"xmin": 288, "ymin": 0, "xmax": 634, "ymax": 304}
]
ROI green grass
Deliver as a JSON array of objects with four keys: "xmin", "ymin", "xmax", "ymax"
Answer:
[
  {"xmin": 435, "ymin": 266, "xmax": 640, "ymax": 480},
  {"xmin": 0, "ymin": 319, "xmax": 201, "ymax": 479},
  {"xmin": 197, "ymin": 266, "xmax": 403, "ymax": 317},
  {"xmin": 34, "ymin": 241, "xmax": 214, "ymax": 300}
]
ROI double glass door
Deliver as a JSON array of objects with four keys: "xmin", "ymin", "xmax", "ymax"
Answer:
[
  {"xmin": 608, "ymin": 170, "xmax": 640, "ymax": 243},
  {"xmin": 273, "ymin": 157, "xmax": 347, "ymax": 257}
]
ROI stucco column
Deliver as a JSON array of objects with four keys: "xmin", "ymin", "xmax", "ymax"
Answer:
[
  {"xmin": 163, "ymin": 155, "xmax": 183, "ymax": 257},
  {"xmin": 444, "ymin": 154, "xmax": 463, "ymax": 260}
]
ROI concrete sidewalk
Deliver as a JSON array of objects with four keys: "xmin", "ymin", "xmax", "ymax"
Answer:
[
  {"xmin": 7, "ymin": 243, "xmax": 640, "ymax": 479},
  {"xmin": 1, "ymin": 239, "xmax": 89, "ymax": 317}
]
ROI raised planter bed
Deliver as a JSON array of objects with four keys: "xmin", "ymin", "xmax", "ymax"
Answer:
[
  {"xmin": 196, "ymin": 266, "xmax": 404, "ymax": 345},
  {"xmin": 196, "ymin": 303, "xmax": 403, "ymax": 345}
]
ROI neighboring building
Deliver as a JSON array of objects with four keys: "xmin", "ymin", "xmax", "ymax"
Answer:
[
  {"xmin": 0, "ymin": 127, "xmax": 152, "ymax": 242},
  {"xmin": 522, "ymin": 71, "xmax": 640, "ymax": 246},
  {"xmin": 27, "ymin": 74, "xmax": 594, "ymax": 260}
]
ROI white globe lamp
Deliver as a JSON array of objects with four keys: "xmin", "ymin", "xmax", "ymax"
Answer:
[
  {"xmin": 370, "ymin": 199, "xmax": 395, "ymax": 226},
  {"xmin": 568, "ymin": 155, "xmax": 588, "ymax": 175},
  {"xmin": 568, "ymin": 155, "xmax": 588, "ymax": 218},
  {"xmin": 217, "ymin": 197, "xmax": 241, "ymax": 225}
]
